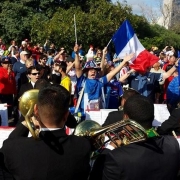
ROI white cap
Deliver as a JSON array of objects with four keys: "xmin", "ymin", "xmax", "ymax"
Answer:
[
  {"xmin": 166, "ymin": 50, "xmax": 174, "ymax": 56},
  {"xmin": 21, "ymin": 41, "xmax": 27, "ymax": 45},
  {"xmin": 20, "ymin": 51, "xmax": 29, "ymax": 55}
]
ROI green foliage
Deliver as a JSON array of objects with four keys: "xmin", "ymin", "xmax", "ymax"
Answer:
[
  {"xmin": 0, "ymin": 1, "xmax": 34, "ymax": 44},
  {"xmin": 31, "ymin": 0, "xmax": 134, "ymax": 51},
  {"xmin": 140, "ymin": 24, "xmax": 180, "ymax": 50}
]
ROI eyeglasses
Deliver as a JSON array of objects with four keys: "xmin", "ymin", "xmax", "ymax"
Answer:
[{"xmin": 31, "ymin": 72, "xmax": 40, "ymax": 76}]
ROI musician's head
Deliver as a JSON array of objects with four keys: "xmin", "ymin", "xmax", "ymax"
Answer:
[
  {"xmin": 121, "ymin": 88, "xmax": 140, "ymax": 108},
  {"xmin": 34, "ymin": 79, "xmax": 50, "ymax": 90},
  {"xmin": 123, "ymin": 95, "xmax": 154, "ymax": 129},
  {"xmin": 34, "ymin": 84, "xmax": 70, "ymax": 128}
]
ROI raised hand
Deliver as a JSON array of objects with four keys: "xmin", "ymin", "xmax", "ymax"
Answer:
[
  {"xmin": 102, "ymin": 47, "xmax": 107, "ymax": 55},
  {"xmin": 59, "ymin": 49, "xmax": 65, "ymax": 54},
  {"xmin": 74, "ymin": 44, "xmax": 79, "ymax": 54},
  {"xmin": 123, "ymin": 53, "xmax": 135, "ymax": 62}
]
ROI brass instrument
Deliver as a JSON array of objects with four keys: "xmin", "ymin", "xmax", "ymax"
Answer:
[
  {"xmin": 19, "ymin": 89, "xmax": 39, "ymax": 139},
  {"xmin": 74, "ymin": 119, "xmax": 147, "ymax": 150}
]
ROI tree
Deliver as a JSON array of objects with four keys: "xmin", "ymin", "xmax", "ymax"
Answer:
[
  {"xmin": 140, "ymin": 24, "xmax": 180, "ymax": 50},
  {"xmin": 0, "ymin": 0, "xmax": 115, "ymax": 45},
  {"xmin": 0, "ymin": 0, "xmax": 180, "ymax": 52},
  {"xmin": 0, "ymin": 1, "xmax": 34, "ymax": 44},
  {"xmin": 30, "ymin": 0, "xmax": 134, "ymax": 51}
]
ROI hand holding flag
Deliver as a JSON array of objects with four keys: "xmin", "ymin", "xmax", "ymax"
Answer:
[{"xmin": 102, "ymin": 46, "xmax": 108, "ymax": 55}]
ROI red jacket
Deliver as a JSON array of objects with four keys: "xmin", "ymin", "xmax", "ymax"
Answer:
[
  {"xmin": 0, "ymin": 67, "xmax": 16, "ymax": 94},
  {"xmin": 31, "ymin": 47, "xmax": 41, "ymax": 61}
]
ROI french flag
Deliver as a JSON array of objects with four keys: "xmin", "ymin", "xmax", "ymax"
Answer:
[{"xmin": 112, "ymin": 20, "xmax": 159, "ymax": 73}]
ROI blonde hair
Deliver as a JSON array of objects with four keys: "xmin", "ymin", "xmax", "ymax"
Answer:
[{"xmin": 25, "ymin": 58, "xmax": 34, "ymax": 68}]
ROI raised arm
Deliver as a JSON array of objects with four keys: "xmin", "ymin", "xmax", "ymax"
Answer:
[
  {"xmin": 163, "ymin": 65, "xmax": 177, "ymax": 80},
  {"xmin": 43, "ymin": 39, "xmax": 49, "ymax": 52},
  {"xmin": 66, "ymin": 61, "xmax": 75, "ymax": 74},
  {"xmin": 74, "ymin": 45, "xmax": 83, "ymax": 78},
  {"xmin": 101, "ymin": 47, "xmax": 107, "ymax": 69},
  {"xmin": 106, "ymin": 54, "xmax": 135, "ymax": 82},
  {"xmin": 99, "ymin": 47, "xmax": 107, "ymax": 76},
  {"xmin": 54, "ymin": 49, "xmax": 64, "ymax": 61}
]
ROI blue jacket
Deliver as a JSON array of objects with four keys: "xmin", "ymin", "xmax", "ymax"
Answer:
[
  {"xmin": 167, "ymin": 76, "xmax": 180, "ymax": 107},
  {"xmin": 13, "ymin": 61, "xmax": 27, "ymax": 89}
]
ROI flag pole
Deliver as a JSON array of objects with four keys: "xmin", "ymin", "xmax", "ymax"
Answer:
[
  {"xmin": 74, "ymin": 14, "xmax": 78, "ymax": 44},
  {"xmin": 106, "ymin": 39, "xmax": 112, "ymax": 47}
]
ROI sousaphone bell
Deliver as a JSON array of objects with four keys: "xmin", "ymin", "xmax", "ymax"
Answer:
[
  {"xmin": 19, "ymin": 89, "xmax": 39, "ymax": 139},
  {"xmin": 74, "ymin": 119, "xmax": 147, "ymax": 150}
]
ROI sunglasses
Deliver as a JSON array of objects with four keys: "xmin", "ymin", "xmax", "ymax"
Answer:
[
  {"xmin": 31, "ymin": 72, "xmax": 40, "ymax": 76},
  {"xmin": 2, "ymin": 61, "xmax": 9, "ymax": 64}
]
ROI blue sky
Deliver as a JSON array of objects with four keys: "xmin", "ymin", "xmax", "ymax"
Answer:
[{"xmin": 112, "ymin": 0, "xmax": 163, "ymax": 15}]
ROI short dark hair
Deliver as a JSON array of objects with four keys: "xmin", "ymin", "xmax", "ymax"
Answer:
[
  {"xmin": 27, "ymin": 66, "xmax": 39, "ymax": 74},
  {"xmin": 122, "ymin": 88, "xmax": 140, "ymax": 100},
  {"xmin": 37, "ymin": 84, "xmax": 70, "ymax": 125},
  {"xmin": 123, "ymin": 95, "xmax": 154, "ymax": 129},
  {"xmin": 39, "ymin": 54, "xmax": 47, "ymax": 60},
  {"xmin": 47, "ymin": 49, "xmax": 54, "ymax": 55},
  {"xmin": 34, "ymin": 79, "xmax": 50, "ymax": 90},
  {"xmin": 35, "ymin": 64, "xmax": 44, "ymax": 71},
  {"xmin": 66, "ymin": 55, "xmax": 74, "ymax": 63},
  {"xmin": 59, "ymin": 61, "xmax": 67, "ymax": 73}
]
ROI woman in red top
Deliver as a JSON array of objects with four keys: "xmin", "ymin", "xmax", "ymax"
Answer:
[{"xmin": 0, "ymin": 57, "xmax": 16, "ymax": 120}]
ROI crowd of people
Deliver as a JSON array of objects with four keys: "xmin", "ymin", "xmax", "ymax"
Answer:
[{"xmin": 0, "ymin": 38, "xmax": 180, "ymax": 179}]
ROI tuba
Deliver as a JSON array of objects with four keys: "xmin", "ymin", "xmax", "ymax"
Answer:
[
  {"xmin": 74, "ymin": 119, "xmax": 147, "ymax": 150},
  {"xmin": 19, "ymin": 89, "xmax": 39, "ymax": 139}
]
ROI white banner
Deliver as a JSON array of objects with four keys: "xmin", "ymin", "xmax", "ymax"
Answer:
[{"xmin": 0, "ymin": 127, "xmax": 15, "ymax": 148}]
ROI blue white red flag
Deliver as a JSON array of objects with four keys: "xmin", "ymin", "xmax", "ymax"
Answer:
[{"xmin": 112, "ymin": 20, "xmax": 159, "ymax": 73}]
